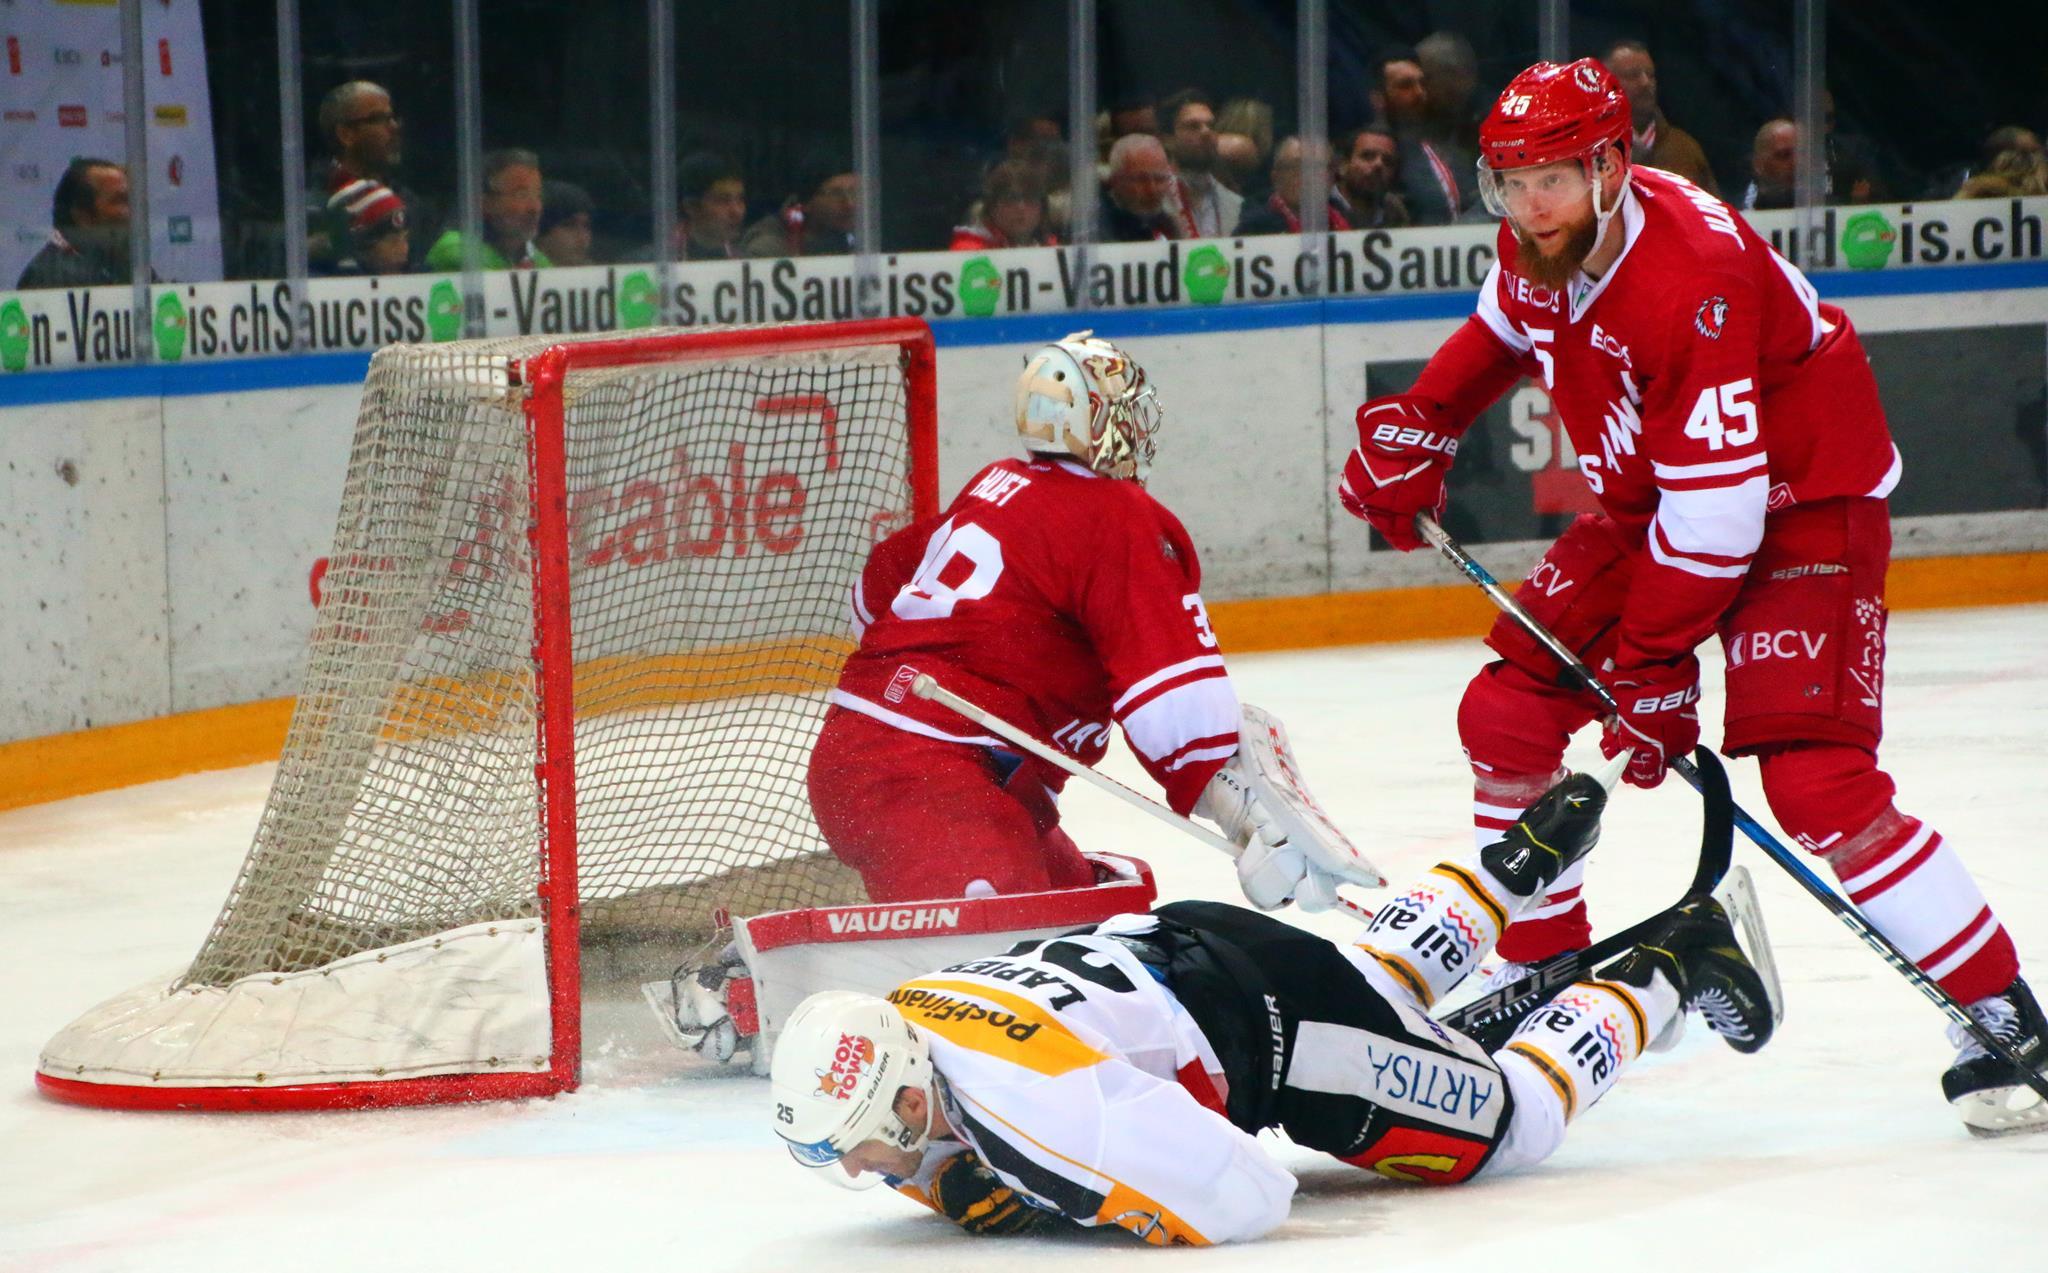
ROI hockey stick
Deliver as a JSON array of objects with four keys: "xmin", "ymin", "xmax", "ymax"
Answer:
[
  {"xmin": 1440, "ymin": 744, "xmax": 1733, "ymax": 1050},
  {"xmin": 1415, "ymin": 511, "xmax": 2048, "ymax": 1101},
  {"xmin": 908, "ymin": 673, "xmax": 1378, "ymax": 924}
]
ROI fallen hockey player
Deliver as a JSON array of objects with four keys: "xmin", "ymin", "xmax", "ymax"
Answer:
[{"xmin": 766, "ymin": 759, "xmax": 1781, "ymax": 1244}]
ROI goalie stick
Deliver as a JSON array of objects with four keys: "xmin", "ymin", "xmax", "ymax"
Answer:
[
  {"xmin": 1415, "ymin": 511, "xmax": 2048, "ymax": 1104},
  {"xmin": 908, "ymin": 673, "xmax": 1380, "ymax": 924}
]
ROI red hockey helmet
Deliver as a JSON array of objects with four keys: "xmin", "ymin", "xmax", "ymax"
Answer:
[{"xmin": 1476, "ymin": 59, "xmax": 1632, "ymax": 221}]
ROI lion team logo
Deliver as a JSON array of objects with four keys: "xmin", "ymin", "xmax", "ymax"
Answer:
[
  {"xmin": 814, "ymin": 1032, "xmax": 876, "ymax": 1101},
  {"xmin": 1693, "ymin": 295, "xmax": 1729, "ymax": 339}
]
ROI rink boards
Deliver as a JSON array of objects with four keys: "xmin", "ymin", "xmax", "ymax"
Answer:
[{"xmin": 1, "ymin": 258, "xmax": 2043, "ymax": 763}]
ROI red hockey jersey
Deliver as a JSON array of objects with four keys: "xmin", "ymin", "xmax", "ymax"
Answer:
[
  {"xmin": 833, "ymin": 457, "xmax": 1238, "ymax": 815},
  {"xmin": 1409, "ymin": 165, "xmax": 1899, "ymax": 665}
]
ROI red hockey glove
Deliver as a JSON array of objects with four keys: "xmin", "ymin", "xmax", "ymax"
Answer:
[
  {"xmin": 1598, "ymin": 655, "xmax": 1702, "ymax": 789},
  {"xmin": 1338, "ymin": 396, "xmax": 1460, "ymax": 552}
]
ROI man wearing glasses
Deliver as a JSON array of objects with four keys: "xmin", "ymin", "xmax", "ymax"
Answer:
[{"xmin": 312, "ymin": 80, "xmax": 434, "ymax": 271}]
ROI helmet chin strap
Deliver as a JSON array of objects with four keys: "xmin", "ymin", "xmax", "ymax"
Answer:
[{"xmin": 1588, "ymin": 147, "xmax": 1627, "ymax": 239}]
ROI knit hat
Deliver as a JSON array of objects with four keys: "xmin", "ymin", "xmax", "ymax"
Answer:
[{"xmin": 329, "ymin": 178, "xmax": 407, "ymax": 242}]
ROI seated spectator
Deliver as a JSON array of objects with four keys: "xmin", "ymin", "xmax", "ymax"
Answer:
[
  {"xmin": 1333, "ymin": 123, "xmax": 1411, "ymax": 229},
  {"xmin": 1822, "ymin": 89, "xmax": 1884, "ymax": 204},
  {"xmin": 1959, "ymin": 146, "xmax": 2048, "ymax": 198},
  {"xmin": 999, "ymin": 112, "xmax": 1071, "ymax": 235},
  {"xmin": 536, "ymin": 181, "xmax": 595, "ymax": 267},
  {"xmin": 1743, "ymin": 119, "xmax": 1797, "ymax": 210},
  {"xmin": 677, "ymin": 152, "xmax": 747, "ymax": 260},
  {"xmin": 1215, "ymin": 133, "xmax": 1260, "ymax": 196},
  {"xmin": 1159, "ymin": 87, "xmax": 1241, "ymax": 237},
  {"xmin": 1004, "ymin": 112, "xmax": 1064, "ymax": 177},
  {"xmin": 426, "ymin": 148, "xmax": 551, "ymax": 269},
  {"xmin": 1215, "ymin": 96, "xmax": 1274, "ymax": 196},
  {"xmin": 312, "ymin": 80, "xmax": 433, "ymax": 270},
  {"xmin": 1234, "ymin": 136, "xmax": 1353, "ymax": 235},
  {"xmin": 1416, "ymin": 31, "xmax": 1483, "ymax": 154},
  {"xmin": 324, "ymin": 179, "xmax": 409, "ymax": 276},
  {"xmin": 1931, "ymin": 126, "xmax": 2039, "ymax": 199},
  {"xmin": 1600, "ymin": 39, "xmax": 1719, "ymax": 196},
  {"xmin": 1097, "ymin": 133, "xmax": 1180, "ymax": 241},
  {"xmin": 1369, "ymin": 47, "xmax": 1471, "ymax": 225},
  {"xmin": 950, "ymin": 160, "xmax": 1057, "ymax": 250},
  {"xmin": 1106, "ymin": 93, "xmax": 1159, "ymax": 144},
  {"xmin": 1983, "ymin": 126, "xmax": 2040, "ymax": 166},
  {"xmin": 16, "ymin": 157, "xmax": 132, "ymax": 289},
  {"xmin": 739, "ymin": 159, "xmax": 857, "ymax": 258}
]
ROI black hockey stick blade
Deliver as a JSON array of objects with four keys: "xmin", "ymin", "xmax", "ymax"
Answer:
[{"xmin": 1440, "ymin": 746, "xmax": 1734, "ymax": 1050}]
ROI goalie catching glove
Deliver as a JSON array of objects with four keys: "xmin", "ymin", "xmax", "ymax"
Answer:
[{"xmin": 1196, "ymin": 703, "xmax": 1386, "ymax": 911}]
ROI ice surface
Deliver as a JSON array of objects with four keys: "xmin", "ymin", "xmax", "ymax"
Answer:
[{"xmin": 5, "ymin": 606, "xmax": 2045, "ymax": 1272}]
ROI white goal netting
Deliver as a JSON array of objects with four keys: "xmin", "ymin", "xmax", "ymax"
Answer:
[{"xmin": 179, "ymin": 328, "xmax": 920, "ymax": 989}]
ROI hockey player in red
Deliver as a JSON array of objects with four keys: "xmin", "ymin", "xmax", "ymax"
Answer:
[
  {"xmin": 1340, "ymin": 58, "xmax": 2043, "ymax": 1134},
  {"xmin": 647, "ymin": 337, "xmax": 1377, "ymax": 1068},
  {"xmin": 813, "ymin": 330, "xmax": 1375, "ymax": 911}
]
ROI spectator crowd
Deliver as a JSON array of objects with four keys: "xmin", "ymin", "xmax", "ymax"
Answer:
[{"xmin": 15, "ymin": 39, "xmax": 2048, "ymax": 289}]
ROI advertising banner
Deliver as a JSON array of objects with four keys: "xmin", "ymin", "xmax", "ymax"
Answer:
[
  {"xmin": 0, "ymin": 0, "xmax": 220, "ymax": 289},
  {"xmin": 0, "ymin": 195, "xmax": 2038, "ymax": 375}
]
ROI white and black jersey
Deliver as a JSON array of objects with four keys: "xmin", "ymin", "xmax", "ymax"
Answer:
[{"xmin": 884, "ymin": 901, "xmax": 1518, "ymax": 1246}]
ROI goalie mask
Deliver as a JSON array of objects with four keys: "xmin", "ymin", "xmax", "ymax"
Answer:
[
  {"xmin": 770, "ymin": 990, "xmax": 934, "ymax": 1180},
  {"xmin": 1015, "ymin": 330, "xmax": 1162, "ymax": 484}
]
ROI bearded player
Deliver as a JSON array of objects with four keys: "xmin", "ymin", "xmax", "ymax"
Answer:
[
  {"xmin": 1339, "ymin": 58, "xmax": 2041, "ymax": 1135},
  {"xmin": 811, "ymin": 330, "xmax": 1376, "ymax": 911}
]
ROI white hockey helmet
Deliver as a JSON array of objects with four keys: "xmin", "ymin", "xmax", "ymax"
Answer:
[
  {"xmin": 1015, "ymin": 330, "xmax": 1162, "ymax": 484},
  {"xmin": 769, "ymin": 990, "xmax": 935, "ymax": 1173}
]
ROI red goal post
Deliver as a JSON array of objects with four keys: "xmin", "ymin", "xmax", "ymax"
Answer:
[{"xmin": 37, "ymin": 318, "xmax": 938, "ymax": 1110}]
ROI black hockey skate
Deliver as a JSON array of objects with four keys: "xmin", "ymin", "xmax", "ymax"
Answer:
[
  {"xmin": 1941, "ymin": 977, "xmax": 2048, "ymax": 1138},
  {"xmin": 1478, "ymin": 755, "xmax": 1620, "ymax": 899},
  {"xmin": 1601, "ymin": 894, "xmax": 1776, "ymax": 1054}
]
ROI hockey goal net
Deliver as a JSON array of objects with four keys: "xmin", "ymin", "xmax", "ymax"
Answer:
[{"xmin": 37, "ymin": 318, "xmax": 937, "ymax": 1109}]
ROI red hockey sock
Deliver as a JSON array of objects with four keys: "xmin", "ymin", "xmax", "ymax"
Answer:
[
  {"xmin": 1460, "ymin": 661, "xmax": 1600, "ymax": 961},
  {"xmin": 1760, "ymin": 744, "xmax": 2020, "ymax": 1004}
]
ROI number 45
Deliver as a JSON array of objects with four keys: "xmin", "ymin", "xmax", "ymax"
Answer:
[{"xmin": 1683, "ymin": 378, "xmax": 1758, "ymax": 451}]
